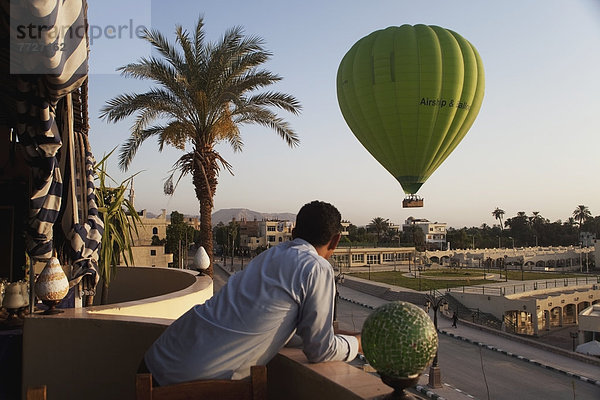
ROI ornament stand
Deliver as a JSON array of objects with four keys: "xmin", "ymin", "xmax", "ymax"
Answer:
[
  {"xmin": 34, "ymin": 255, "xmax": 69, "ymax": 316},
  {"xmin": 40, "ymin": 299, "xmax": 64, "ymax": 315},
  {"xmin": 378, "ymin": 374, "xmax": 421, "ymax": 400}
]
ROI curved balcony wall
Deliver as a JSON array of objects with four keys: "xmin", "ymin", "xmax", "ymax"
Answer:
[
  {"xmin": 23, "ymin": 266, "xmax": 213, "ymax": 399},
  {"xmin": 22, "ymin": 267, "xmax": 390, "ymax": 399},
  {"xmin": 87, "ymin": 266, "xmax": 213, "ymax": 319}
]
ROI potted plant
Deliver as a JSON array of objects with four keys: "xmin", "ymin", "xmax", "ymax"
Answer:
[{"xmin": 94, "ymin": 149, "xmax": 142, "ymax": 304}]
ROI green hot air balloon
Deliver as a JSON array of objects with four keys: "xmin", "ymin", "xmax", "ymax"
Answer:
[{"xmin": 337, "ymin": 24, "xmax": 484, "ymax": 207}]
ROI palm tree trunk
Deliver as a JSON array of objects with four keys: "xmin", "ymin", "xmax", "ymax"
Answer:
[
  {"xmin": 199, "ymin": 196, "xmax": 214, "ymax": 277},
  {"xmin": 193, "ymin": 151, "xmax": 218, "ymax": 277}
]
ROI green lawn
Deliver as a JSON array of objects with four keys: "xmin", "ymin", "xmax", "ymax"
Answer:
[
  {"xmin": 347, "ymin": 269, "xmax": 596, "ymax": 291},
  {"xmin": 420, "ymin": 269, "xmax": 484, "ymax": 278},
  {"xmin": 348, "ymin": 271, "xmax": 493, "ymax": 291}
]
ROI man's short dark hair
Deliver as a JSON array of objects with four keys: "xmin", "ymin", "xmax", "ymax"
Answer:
[{"xmin": 292, "ymin": 200, "xmax": 341, "ymax": 246}]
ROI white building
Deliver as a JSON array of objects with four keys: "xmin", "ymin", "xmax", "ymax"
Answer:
[
  {"xmin": 402, "ymin": 217, "xmax": 447, "ymax": 249},
  {"xmin": 238, "ymin": 219, "xmax": 295, "ymax": 251}
]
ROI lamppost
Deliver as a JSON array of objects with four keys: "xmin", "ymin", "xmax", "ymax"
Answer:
[
  {"xmin": 534, "ymin": 234, "xmax": 538, "ymax": 247},
  {"xmin": 521, "ymin": 261, "xmax": 524, "ymax": 281},
  {"xmin": 424, "ymin": 290, "xmax": 446, "ymax": 388},
  {"xmin": 497, "ymin": 235, "xmax": 501, "ymax": 248},
  {"xmin": 418, "ymin": 266, "xmax": 423, "ymax": 291},
  {"xmin": 579, "ymin": 242, "xmax": 583, "ymax": 273},
  {"xmin": 509, "ymin": 236, "xmax": 515, "ymax": 249},
  {"xmin": 586, "ymin": 249, "xmax": 589, "ymax": 274},
  {"xmin": 570, "ymin": 331, "xmax": 578, "ymax": 351},
  {"xmin": 333, "ymin": 271, "xmax": 345, "ymax": 331}
]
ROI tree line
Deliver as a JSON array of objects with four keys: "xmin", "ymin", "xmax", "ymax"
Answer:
[
  {"xmin": 162, "ymin": 205, "xmax": 597, "ymax": 266},
  {"xmin": 343, "ymin": 205, "xmax": 597, "ymax": 251}
]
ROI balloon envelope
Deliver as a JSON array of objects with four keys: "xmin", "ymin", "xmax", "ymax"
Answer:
[{"xmin": 337, "ymin": 24, "xmax": 485, "ymax": 194}]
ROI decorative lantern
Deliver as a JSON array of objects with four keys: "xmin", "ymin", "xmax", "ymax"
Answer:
[
  {"xmin": 2, "ymin": 282, "xmax": 27, "ymax": 319},
  {"xmin": 361, "ymin": 301, "xmax": 438, "ymax": 398},
  {"xmin": 34, "ymin": 257, "xmax": 69, "ymax": 314},
  {"xmin": 194, "ymin": 246, "xmax": 210, "ymax": 274}
]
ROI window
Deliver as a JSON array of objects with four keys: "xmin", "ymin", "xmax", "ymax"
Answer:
[
  {"xmin": 382, "ymin": 253, "xmax": 395, "ymax": 262},
  {"xmin": 334, "ymin": 254, "xmax": 349, "ymax": 264},
  {"xmin": 351, "ymin": 254, "xmax": 364, "ymax": 263},
  {"xmin": 150, "ymin": 249, "xmax": 156, "ymax": 256},
  {"xmin": 367, "ymin": 254, "xmax": 380, "ymax": 264},
  {"xmin": 268, "ymin": 235, "xmax": 276, "ymax": 242},
  {"xmin": 267, "ymin": 226, "xmax": 276, "ymax": 232},
  {"xmin": 278, "ymin": 237, "xmax": 283, "ymax": 242},
  {"xmin": 152, "ymin": 227, "xmax": 158, "ymax": 234}
]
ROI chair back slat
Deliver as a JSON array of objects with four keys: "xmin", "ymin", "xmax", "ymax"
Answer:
[
  {"xmin": 136, "ymin": 365, "xmax": 267, "ymax": 400},
  {"xmin": 251, "ymin": 365, "xmax": 268, "ymax": 400},
  {"xmin": 26, "ymin": 386, "xmax": 47, "ymax": 400}
]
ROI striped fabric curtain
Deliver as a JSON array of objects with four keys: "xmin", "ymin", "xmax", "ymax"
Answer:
[{"xmin": 11, "ymin": 0, "xmax": 104, "ymax": 296}]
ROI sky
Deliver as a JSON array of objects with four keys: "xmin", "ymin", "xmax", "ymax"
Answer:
[{"xmin": 85, "ymin": 0, "xmax": 600, "ymax": 228}]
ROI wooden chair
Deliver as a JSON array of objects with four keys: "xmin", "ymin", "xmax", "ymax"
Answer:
[
  {"xmin": 136, "ymin": 365, "xmax": 267, "ymax": 400},
  {"xmin": 26, "ymin": 385, "xmax": 46, "ymax": 400}
]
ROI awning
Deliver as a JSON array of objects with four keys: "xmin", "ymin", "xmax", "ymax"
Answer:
[
  {"xmin": 3, "ymin": 0, "xmax": 103, "ymax": 296},
  {"xmin": 575, "ymin": 340, "xmax": 600, "ymax": 356}
]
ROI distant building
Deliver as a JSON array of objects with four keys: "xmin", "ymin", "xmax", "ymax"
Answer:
[
  {"xmin": 580, "ymin": 232, "xmax": 596, "ymax": 247},
  {"xmin": 127, "ymin": 183, "xmax": 173, "ymax": 267},
  {"xmin": 127, "ymin": 209, "xmax": 173, "ymax": 268},
  {"xmin": 236, "ymin": 218, "xmax": 294, "ymax": 251},
  {"xmin": 331, "ymin": 246, "xmax": 415, "ymax": 269},
  {"xmin": 183, "ymin": 215, "xmax": 200, "ymax": 231},
  {"xmin": 133, "ymin": 209, "xmax": 169, "ymax": 245},
  {"xmin": 402, "ymin": 217, "xmax": 447, "ymax": 249},
  {"xmin": 579, "ymin": 304, "xmax": 600, "ymax": 344},
  {"xmin": 341, "ymin": 220, "xmax": 350, "ymax": 236}
]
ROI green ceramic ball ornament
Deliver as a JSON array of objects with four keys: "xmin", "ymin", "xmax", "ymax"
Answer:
[{"xmin": 362, "ymin": 301, "xmax": 438, "ymax": 379}]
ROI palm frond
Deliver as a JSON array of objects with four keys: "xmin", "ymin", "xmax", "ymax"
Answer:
[
  {"xmin": 118, "ymin": 59, "xmax": 195, "ymax": 115},
  {"xmin": 224, "ymin": 129, "xmax": 243, "ymax": 152},
  {"xmin": 158, "ymin": 121, "xmax": 193, "ymax": 151},
  {"xmin": 234, "ymin": 107, "xmax": 300, "ymax": 147},
  {"xmin": 213, "ymin": 152, "xmax": 234, "ymax": 175},
  {"xmin": 141, "ymin": 28, "xmax": 186, "ymax": 70},
  {"xmin": 118, "ymin": 125, "xmax": 166, "ymax": 171},
  {"xmin": 176, "ymin": 25, "xmax": 196, "ymax": 71},
  {"xmin": 100, "ymin": 90, "xmax": 183, "ymax": 123},
  {"xmin": 244, "ymin": 92, "xmax": 302, "ymax": 115},
  {"xmin": 163, "ymin": 152, "xmax": 195, "ymax": 196},
  {"xmin": 193, "ymin": 16, "xmax": 206, "ymax": 60}
]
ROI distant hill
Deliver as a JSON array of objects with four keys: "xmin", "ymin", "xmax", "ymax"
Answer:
[{"xmin": 211, "ymin": 208, "xmax": 296, "ymax": 226}]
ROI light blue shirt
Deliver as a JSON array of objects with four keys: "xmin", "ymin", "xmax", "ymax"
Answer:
[{"xmin": 145, "ymin": 238, "xmax": 359, "ymax": 385}]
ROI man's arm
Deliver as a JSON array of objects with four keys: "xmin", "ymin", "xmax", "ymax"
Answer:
[
  {"xmin": 296, "ymin": 264, "xmax": 359, "ymax": 363},
  {"xmin": 334, "ymin": 329, "xmax": 362, "ymax": 354}
]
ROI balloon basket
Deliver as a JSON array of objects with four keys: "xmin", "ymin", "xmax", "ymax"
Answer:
[{"xmin": 402, "ymin": 197, "xmax": 423, "ymax": 208}]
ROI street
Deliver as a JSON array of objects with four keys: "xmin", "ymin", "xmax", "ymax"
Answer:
[
  {"xmin": 338, "ymin": 297, "xmax": 600, "ymax": 400},
  {"xmin": 213, "ymin": 265, "xmax": 600, "ymax": 399}
]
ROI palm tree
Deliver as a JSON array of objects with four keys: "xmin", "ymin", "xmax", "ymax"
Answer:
[
  {"xmin": 100, "ymin": 17, "xmax": 301, "ymax": 276},
  {"xmin": 572, "ymin": 205, "xmax": 592, "ymax": 226},
  {"xmin": 492, "ymin": 207, "xmax": 505, "ymax": 230},
  {"xmin": 369, "ymin": 217, "xmax": 389, "ymax": 245}
]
